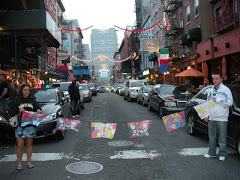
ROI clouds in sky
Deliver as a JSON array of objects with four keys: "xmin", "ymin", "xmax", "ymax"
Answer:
[{"xmin": 62, "ymin": 0, "xmax": 136, "ymax": 46}]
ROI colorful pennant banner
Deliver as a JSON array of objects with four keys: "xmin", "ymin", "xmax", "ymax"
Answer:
[
  {"xmin": 162, "ymin": 111, "xmax": 185, "ymax": 132},
  {"xmin": 57, "ymin": 118, "xmax": 81, "ymax": 132},
  {"xmin": 91, "ymin": 122, "xmax": 117, "ymax": 139},
  {"xmin": 114, "ymin": 20, "xmax": 161, "ymax": 33},
  {"xmin": 21, "ymin": 111, "xmax": 46, "ymax": 127},
  {"xmin": 128, "ymin": 120, "xmax": 152, "ymax": 138}
]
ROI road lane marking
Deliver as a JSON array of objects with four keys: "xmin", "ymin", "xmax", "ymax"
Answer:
[
  {"xmin": 178, "ymin": 147, "xmax": 236, "ymax": 156},
  {"xmin": 0, "ymin": 153, "xmax": 80, "ymax": 162},
  {"xmin": 110, "ymin": 150, "xmax": 161, "ymax": 159}
]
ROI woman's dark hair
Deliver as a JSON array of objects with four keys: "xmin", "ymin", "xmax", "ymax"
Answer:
[{"xmin": 16, "ymin": 84, "xmax": 34, "ymax": 104}]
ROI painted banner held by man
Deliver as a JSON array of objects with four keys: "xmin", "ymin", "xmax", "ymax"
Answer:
[
  {"xmin": 91, "ymin": 122, "xmax": 117, "ymax": 139},
  {"xmin": 128, "ymin": 120, "xmax": 152, "ymax": 138},
  {"xmin": 57, "ymin": 118, "xmax": 81, "ymax": 132},
  {"xmin": 21, "ymin": 111, "xmax": 46, "ymax": 127},
  {"xmin": 162, "ymin": 111, "xmax": 185, "ymax": 132},
  {"xmin": 193, "ymin": 99, "xmax": 217, "ymax": 119},
  {"xmin": 140, "ymin": 38, "xmax": 159, "ymax": 52}
]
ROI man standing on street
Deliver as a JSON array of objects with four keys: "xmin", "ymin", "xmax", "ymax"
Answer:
[
  {"xmin": 204, "ymin": 74, "xmax": 233, "ymax": 161},
  {"xmin": 68, "ymin": 78, "xmax": 80, "ymax": 118},
  {"xmin": 0, "ymin": 74, "xmax": 9, "ymax": 114}
]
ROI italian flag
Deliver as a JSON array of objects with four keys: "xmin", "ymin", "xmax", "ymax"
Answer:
[{"xmin": 158, "ymin": 48, "xmax": 169, "ymax": 73}]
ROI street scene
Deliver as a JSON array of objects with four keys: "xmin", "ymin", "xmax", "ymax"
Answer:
[{"xmin": 0, "ymin": 0, "xmax": 240, "ymax": 180}]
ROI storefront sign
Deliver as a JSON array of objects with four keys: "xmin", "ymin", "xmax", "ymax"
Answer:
[
  {"xmin": 143, "ymin": 69, "xmax": 150, "ymax": 76},
  {"xmin": 140, "ymin": 38, "xmax": 159, "ymax": 52}
]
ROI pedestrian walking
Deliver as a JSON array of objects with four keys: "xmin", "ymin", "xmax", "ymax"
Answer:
[
  {"xmin": 68, "ymin": 78, "xmax": 80, "ymax": 118},
  {"xmin": 10, "ymin": 84, "xmax": 42, "ymax": 170},
  {"xmin": 7, "ymin": 79, "xmax": 17, "ymax": 103},
  {"xmin": 204, "ymin": 74, "xmax": 233, "ymax": 161},
  {"xmin": 0, "ymin": 74, "xmax": 9, "ymax": 114}
]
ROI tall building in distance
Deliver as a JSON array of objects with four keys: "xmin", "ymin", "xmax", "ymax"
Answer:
[{"xmin": 91, "ymin": 28, "xmax": 118, "ymax": 82}]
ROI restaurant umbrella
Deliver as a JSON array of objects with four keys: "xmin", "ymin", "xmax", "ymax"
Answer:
[
  {"xmin": 203, "ymin": 62, "xmax": 209, "ymax": 85},
  {"xmin": 0, "ymin": 69, "xmax": 12, "ymax": 76},
  {"xmin": 176, "ymin": 68, "xmax": 204, "ymax": 77}
]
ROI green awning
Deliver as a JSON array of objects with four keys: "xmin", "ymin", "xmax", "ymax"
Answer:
[
  {"xmin": 187, "ymin": 28, "xmax": 201, "ymax": 41},
  {"xmin": 180, "ymin": 34, "xmax": 190, "ymax": 45}
]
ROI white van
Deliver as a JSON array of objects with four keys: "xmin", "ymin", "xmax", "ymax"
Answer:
[{"xmin": 124, "ymin": 80, "xmax": 146, "ymax": 102}]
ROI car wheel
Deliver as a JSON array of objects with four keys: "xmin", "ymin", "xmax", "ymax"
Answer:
[
  {"xmin": 148, "ymin": 101, "xmax": 152, "ymax": 111},
  {"xmin": 56, "ymin": 130, "xmax": 65, "ymax": 140},
  {"xmin": 159, "ymin": 105, "xmax": 163, "ymax": 118},
  {"xmin": 187, "ymin": 113, "xmax": 197, "ymax": 136},
  {"xmin": 237, "ymin": 137, "xmax": 240, "ymax": 158},
  {"xmin": 81, "ymin": 102, "xmax": 84, "ymax": 109}
]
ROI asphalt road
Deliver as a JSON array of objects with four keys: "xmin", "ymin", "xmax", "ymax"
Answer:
[{"xmin": 0, "ymin": 92, "xmax": 240, "ymax": 180}]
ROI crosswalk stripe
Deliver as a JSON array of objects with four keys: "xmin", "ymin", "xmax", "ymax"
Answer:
[
  {"xmin": 110, "ymin": 150, "xmax": 161, "ymax": 160},
  {"xmin": 0, "ymin": 153, "xmax": 79, "ymax": 162},
  {"xmin": 178, "ymin": 147, "xmax": 236, "ymax": 156}
]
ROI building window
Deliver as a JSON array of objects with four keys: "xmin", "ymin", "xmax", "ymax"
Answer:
[
  {"xmin": 186, "ymin": 5, "xmax": 191, "ymax": 23},
  {"xmin": 179, "ymin": 13, "xmax": 184, "ymax": 28},
  {"xmin": 194, "ymin": 0, "xmax": 199, "ymax": 16}
]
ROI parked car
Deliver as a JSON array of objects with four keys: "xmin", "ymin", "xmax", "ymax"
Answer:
[
  {"xmin": 79, "ymin": 84, "xmax": 92, "ymax": 102},
  {"xmin": 51, "ymin": 82, "xmax": 71, "ymax": 99},
  {"xmin": 99, "ymin": 86, "xmax": 108, "ymax": 93},
  {"xmin": 0, "ymin": 88, "xmax": 70, "ymax": 141},
  {"xmin": 88, "ymin": 83, "xmax": 97, "ymax": 96},
  {"xmin": 51, "ymin": 81, "xmax": 84, "ymax": 112},
  {"xmin": 137, "ymin": 85, "xmax": 154, "ymax": 106},
  {"xmin": 124, "ymin": 80, "xmax": 146, "ymax": 102},
  {"xmin": 96, "ymin": 86, "xmax": 100, "ymax": 93},
  {"xmin": 116, "ymin": 84, "xmax": 125, "ymax": 95},
  {"xmin": 185, "ymin": 85, "xmax": 240, "ymax": 155},
  {"xmin": 148, "ymin": 84, "xmax": 192, "ymax": 117}
]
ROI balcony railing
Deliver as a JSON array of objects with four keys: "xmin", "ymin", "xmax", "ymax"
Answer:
[
  {"xmin": 164, "ymin": 0, "xmax": 182, "ymax": 12},
  {"xmin": 214, "ymin": 11, "xmax": 239, "ymax": 33}
]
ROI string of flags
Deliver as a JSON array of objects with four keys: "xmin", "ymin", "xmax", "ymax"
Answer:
[
  {"xmin": 61, "ymin": 21, "xmax": 162, "ymax": 33},
  {"xmin": 70, "ymin": 55, "xmax": 131, "ymax": 63},
  {"xmin": 55, "ymin": 111, "xmax": 186, "ymax": 139},
  {"xmin": 19, "ymin": 100, "xmax": 217, "ymax": 139}
]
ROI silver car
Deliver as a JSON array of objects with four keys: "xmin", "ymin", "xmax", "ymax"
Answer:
[
  {"xmin": 79, "ymin": 84, "xmax": 92, "ymax": 102},
  {"xmin": 137, "ymin": 85, "xmax": 154, "ymax": 106}
]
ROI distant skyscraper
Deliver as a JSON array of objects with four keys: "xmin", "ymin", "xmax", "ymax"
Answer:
[{"xmin": 91, "ymin": 28, "xmax": 118, "ymax": 73}]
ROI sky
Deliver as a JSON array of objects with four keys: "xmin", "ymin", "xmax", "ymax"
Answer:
[{"xmin": 61, "ymin": 0, "xmax": 136, "ymax": 47}]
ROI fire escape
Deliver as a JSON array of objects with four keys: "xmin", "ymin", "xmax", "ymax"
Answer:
[{"xmin": 164, "ymin": 0, "xmax": 183, "ymax": 58}]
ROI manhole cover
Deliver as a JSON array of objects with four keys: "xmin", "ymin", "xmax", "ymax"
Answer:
[
  {"xmin": 108, "ymin": 140, "xmax": 134, "ymax": 147},
  {"xmin": 66, "ymin": 161, "xmax": 103, "ymax": 175}
]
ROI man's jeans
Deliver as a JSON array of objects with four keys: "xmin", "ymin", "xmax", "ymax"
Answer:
[
  {"xmin": 208, "ymin": 120, "xmax": 228, "ymax": 157},
  {"xmin": 0, "ymin": 98, "xmax": 9, "ymax": 115},
  {"xmin": 71, "ymin": 100, "xmax": 78, "ymax": 116}
]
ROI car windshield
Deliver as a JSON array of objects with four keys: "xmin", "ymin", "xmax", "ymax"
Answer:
[
  {"xmin": 88, "ymin": 83, "xmax": 95, "ymax": 88},
  {"xmin": 51, "ymin": 83, "xmax": 71, "ymax": 91},
  {"xmin": 118, "ymin": 84, "xmax": 125, "ymax": 88},
  {"xmin": 159, "ymin": 85, "xmax": 189, "ymax": 99},
  {"xmin": 143, "ymin": 86, "xmax": 153, "ymax": 93},
  {"xmin": 79, "ymin": 85, "xmax": 89, "ymax": 90},
  {"xmin": 33, "ymin": 90, "xmax": 57, "ymax": 103},
  {"xmin": 130, "ymin": 81, "xmax": 145, "ymax": 87}
]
